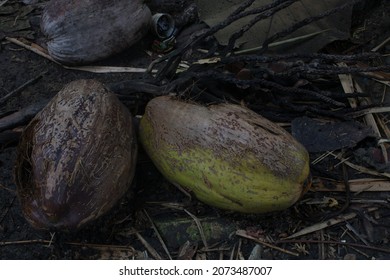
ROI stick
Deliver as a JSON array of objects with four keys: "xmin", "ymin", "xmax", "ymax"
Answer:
[
  {"xmin": 347, "ymin": 106, "xmax": 390, "ymax": 118},
  {"xmin": 5, "ymin": 37, "xmax": 56, "ymax": 62},
  {"xmin": 371, "ymin": 36, "xmax": 390, "ymax": 52},
  {"xmin": 236, "ymin": 230, "xmax": 299, "ymax": 257},
  {"xmin": 143, "ymin": 209, "xmax": 172, "ymax": 260},
  {"xmin": 183, "ymin": 209, "xmax": 209, "ymax": 249},
  {"xmin": 312, "ymin": 178, "xmax": 390, "ymax": 192},
  {"xmin": 0, "ymin": 239, "xmax": 52, "ymax": 246},
  {"xmin": 276, "ymin": 239, "xmax": 390, "ymax": 255},
  {"xmin": 329, "ymin": 151, "xmax": 390, "ymax": 179},
  {"xmin": 234, "ymin": 30, "xmax": 330, "ymax": 55},
  {"xmin": 285, "ymin": 207, "xmax": 378, "ymax": 239},
  {"xmin": 66, "ymin": 242, "xmax": 136, "ymax": 251},
  {"xmin": 0, "ymin": 71, "xmax": 46, "ymax": 106},
  {"xmin": 345, "ymin": 221, "xmax": 369, "ymax": 246},
  {"xmin": 0, "ymin": 0, "xmax": 9, "ymax": 7},
  {"xmin": 0, "ymin": 100, "xmax": 48, "ymax": 132},
  {"xmin": 135, "ymin": 232, "xmax": 163, "ymax": 260}
]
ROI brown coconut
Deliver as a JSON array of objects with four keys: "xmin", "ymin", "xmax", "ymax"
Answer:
[
  {"xmin": 41, "ymin": 0, "xmax": 151, "ymax": 65},
  {"xmin": 15, "ymin": 79, "xmax": 137, "ymax": 230}
]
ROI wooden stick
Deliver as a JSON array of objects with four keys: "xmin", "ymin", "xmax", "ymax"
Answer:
[
  {"xmin": 312, "ymin": 178, "xmax": 390, "ymax": 192},
  {"xmin": 345, "ymin": 221, "xmax": 369, "ymax": 246},
  {"xmin": 0, "ymin": 0, "xmax": 10, "ymax": 7},
  {"xmin": 329, "ymin": 152, "xmax": 390, "ymax": 179},
  {"xmin": 184, "ymin": 209, "xmax": 209, "ymax": 249},
  {"xmin": 0, "ymin": 239, "xmax": 52, "ymax": 246},
  {"xmin": 285, "ymin": 207, "xmax": 378, "ymax": 239},
  {"xmin": 0, "ymin": 100, "xmax": 48, "ymax": 132},
  {"xmin": 135, "ymin": 232, "xmax": 163, "ymax": 260},
  {"xmin": 0, "ymin": 71, "xmax": 46, "ymax": 106},
  {"xmin": 277, "ymin": 238, "xmax": 390, "ymax": 255},
  {"xmin": 236, "ymin": 230, "xmax": 299, "ymax": 257},
  {"xmin": 66, "ymin": 242, "xmax": 136, "ymax": 251},
  {"xmin": 347, "ymin": 106, "xmax": 390, "ymax": 118},
  {"xmin": 143, "ymin": 209, "xmax": 172, "ymax": 260},
  {"xmin": 371, "ymin": 36, "xmax": 390, "ymax": 52},
  {"xmin": 6, "ymin": 37, "xmax": 56, "ymax": 62}
]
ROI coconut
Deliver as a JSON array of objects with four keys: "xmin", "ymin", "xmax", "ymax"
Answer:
[
  {"xmin": 139, "ymin": 96, "xmax": 310, "ymax": 213},
  {"xmin": 41, "ymin": 0, "xmax": 151, "ymax": 65},
  {"xmin": 15, "ymin": 79, "xmax": 137, "ymax": 230}
]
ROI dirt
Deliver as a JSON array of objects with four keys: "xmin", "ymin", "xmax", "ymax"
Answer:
[{"xmin": 1, "ymin": 0, "xmax": 390, "ymax": 260}]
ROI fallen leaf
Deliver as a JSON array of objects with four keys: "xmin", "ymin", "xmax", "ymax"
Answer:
[{"xmin": 291, "ymin": 116, "xmax": 374, "ymax": 153}]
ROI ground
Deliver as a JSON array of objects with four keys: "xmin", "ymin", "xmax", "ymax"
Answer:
[{"xmin": 1, "ymin": 0, "xmax": 390, "ymax": 260}]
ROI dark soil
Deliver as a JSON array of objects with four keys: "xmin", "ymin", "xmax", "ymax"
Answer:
[{"xmin": 1, "ymin": 0, "xmax": 390, "ymax": 260}]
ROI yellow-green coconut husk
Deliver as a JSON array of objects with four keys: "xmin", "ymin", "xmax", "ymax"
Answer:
[{"xmin": 139, "ymin": 96, "xmax": 310, "ymax": 213}]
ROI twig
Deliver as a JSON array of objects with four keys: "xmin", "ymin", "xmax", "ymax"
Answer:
[
  {"xmin": 229, "ymin": 242, "xmax": 237, "ymax": 260},
  {"xmin": 221, "ymin": 52, "xmax": 382, "ymax": 64},
  {"xmin": 236, "ymin": 230, "xmax": 299, "ymax": 257},
  {"xmin": 6, "ymin": 37, "xmax": 56, "ymax": 62},
  {"xmin": 0, "ymin": 100, "xmax": 48, "ymax": 132},
  {"xmin": 345, "ymin": 221, "xmax": 369, "ymax": 246},
  {"xmin": 183, "ymin": 209, "xmax": 209, "ymax": 249},
  {"xmin": 276, "ymin": 239, "xmax": 390, "ymax": 255},
  {"xmin": 347, "ymin": 244, "xmax": 370, "ymax": 258},
  {"xmin": 329, "ymin": 151, "xmax": 390, "ymax": 179},
  {"xmin": 259, "ymin": 0, "xmax": 364, "ymax": 53},
  {"xmin": 135, "ymin": 232, "xmax": 163, "ymax": 260},
  {"xmin": 0, "ymin": 0, "xmax": 9, "ymax": 7},
  {"xmin": 371, "ymin": 35, "xmax": 390, "ymax": 52},
  {"xmin": 143, "ymin": 209, "xmax": 172, "ymax": 260},
  {"xmin": 316, "ymin": 163, "xmax": 351, "ymax": 221},
  {"xmin": 0, "ymin": 239, "xmax": 52, "ymax": 246},
  {"xmin": 347, "ymin": 106, "xmax": 390, "ymax": 118},
  {"xmin": 223, "ymin": 0, "xmax": 297, "ymax": 55},
  {"xmin": 66, "ymin": 242, "xmax": 136, "ymax": 251},
  {"xmin": 285, "ymin": 207, "xmax": 378, "ymax": 239},
  {"xmin": 63, "ymin": 65, "xmax": 157, "ymax": 74},
  {"xmin": 312, "ymin": 178, "xmax": 390, "ymax": 192},
  {"xmin": 0, "ymin": 71, "xmax": 46, "ymax": 106},
  {"xmin": 189, "ymin": 70, "xmax": 346, "ymax": 107},
  {"xmin": 199, "ymin": 51, "xmax": 381, "ymax": 66},
  {"xmin": 318, "ymin": 230, "xmax": 325, "ymax": 260},
  {"xmin": 234, "ymin": 30, "xmax": 330, "ymax": 55},
  {"xmin": 229, "ymin": 0, "xmax": 256, "ymax": 17},
  {"xmin": 276, "ymin": 64, "xmax": 390, "ymax": 77},
  {"xmin": 46, "ymin": 232, "xmax": 56, "ymax": 247}
]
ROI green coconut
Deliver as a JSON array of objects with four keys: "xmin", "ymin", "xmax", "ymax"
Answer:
[{"xmin": 139, "ymin": 96, "xmax": 310, "ymax": 213}]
